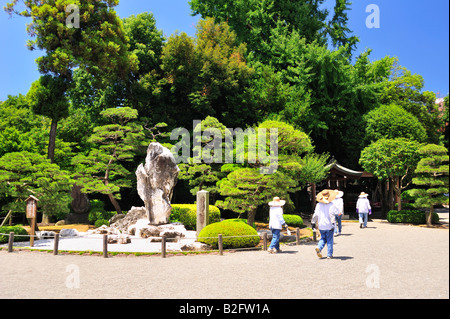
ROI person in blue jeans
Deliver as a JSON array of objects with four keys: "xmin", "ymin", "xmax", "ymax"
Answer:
[
  {"xmin": 332, "ymin": 190, "xmax": 344, "ymax": 236},
  {"xmin": 268, "ymin": 197, "xmax": 288, "ymax": 254},
  {"xmin": 356, "ymin": 192, "xmax": 372, "ymax": 228},
  {"xmin": 312, "ymin": 190, "xmax": 339, "ymax": 259}
]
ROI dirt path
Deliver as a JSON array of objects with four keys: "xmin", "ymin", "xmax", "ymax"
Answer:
[{"xmin": 0, "ymin": 221, "xmax": 448, "ymax": 299}]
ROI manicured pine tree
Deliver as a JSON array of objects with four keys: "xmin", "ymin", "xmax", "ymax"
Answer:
[{"xmin": 407, "ymin": 144, "xmax": 449, "ymax": 226}]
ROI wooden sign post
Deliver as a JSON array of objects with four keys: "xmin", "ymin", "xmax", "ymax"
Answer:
[{"xmin": 26, "ymin": 195, "xmax": 39, "ymax": 247}]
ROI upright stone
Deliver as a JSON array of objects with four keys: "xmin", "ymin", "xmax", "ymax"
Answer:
[
  {"xmin": 196, "ymin": 190, "xmax": 209, "ymax": 236},
  {"xmin": 136, "ymin": 142, "xmax": 180, "ymax": 225}
]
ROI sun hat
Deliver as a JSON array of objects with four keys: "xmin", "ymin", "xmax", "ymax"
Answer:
[
  {"xmin": 316, "ymin": 190, "xmax": 338, "ymax": 204},
  {"xmin": 334, "ymin": 189, "xmax": 344, "ymax": 199},
  {"xmin": 268, "ymin": 196, "xmax": 286, "ymax": 207},
  {"xmin": 358, "ymin": 192, "xmax": 369, "ymax": 198}
]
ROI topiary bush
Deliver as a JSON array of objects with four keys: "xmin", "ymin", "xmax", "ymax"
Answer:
[
  {"xmin": 170, "ymin": 204, "xmax": 221, "ymax": 230},
  {"xmin": 283, "ymin": 214, "xmax": 304, "ymax": 227},
  {"xmin": 88, "ymin": 200, "xmax": 116, "ymax": 226},
  {"xmin": 197, "ymin": 220, "xmax": 260, "ymax": 249},
  {"xmin": 0, "ymin": 226, "xmax": 29, "ymax": 244},
  {"xmin": 94, "ymin": 219, "xmax": 110, "ymax": 228},
  {"xmin": 387, "ymin": 210, "xmax": 440, "ymax": 224}
]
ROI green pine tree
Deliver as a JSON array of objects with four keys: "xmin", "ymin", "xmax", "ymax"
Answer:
[{"xmin": 407, "ymin": 144, "xmax": 449, "ymax": 226}]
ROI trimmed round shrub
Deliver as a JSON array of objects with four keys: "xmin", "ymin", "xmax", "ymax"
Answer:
[
  {"xmin": 0, "ymin": 226, "xmax": 29, "ymax": 244},
  {"xmin": 198, "ymin": 221, "xmax": 260, "ymax": 249},
  {"xmin": 94, "ymin": 219, "xmax": 110, "ymax": 228},
  {"xmin": 283, "ymin": 214, "xmax": 304, "ymax": 227},
  {"xmin": 387, "ymin": 210, "xmax": 440, "ymax": 224},
  {"xmin": 170, "ymin": 204, "xmax": 221, "ymax": 230}
]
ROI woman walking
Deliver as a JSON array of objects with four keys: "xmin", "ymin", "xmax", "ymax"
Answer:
[
  {"xmin": 356, "ymin": 192, "xmax": 372, "ymax": 228},
  {"xmin": 268, "ymin": 197, "xmax": 288, "ymax": 254},
  {"xmin": 312, "ymin": 190, "xmax": 339, "ymax": 259}
]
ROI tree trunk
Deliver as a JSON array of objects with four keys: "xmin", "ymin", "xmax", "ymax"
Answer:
[
  {"xmin": 107, "ymin": 193, "xmax": 122, "ymax": 215},
  {"xmin": 247, "ymin": 207, "xmax": 256, "ymax": 228},
  {"xmin": 388, "ymin": 179, "xmax": 394, "ymax": 212},
  {"xmin": 47, "ymin": 119, "xmax": 58, "ymax": 163},
  {"xmin": 393, "ymin": 176, "xmax": 402, "ymax": 211},
  {"xmin": 104, "ymin": 160, "xmax": 122, "ymax": 214},
  {"xmin": 41, "ymin": 213, "xmax": 51, "ymax": 225},
  {"xmin": 381, "ymin": 181, "xmax": 389, "ymax": 218},
  {"xmin": 427, "ymin": 206, "xmax": 434, "ymax": 227}
]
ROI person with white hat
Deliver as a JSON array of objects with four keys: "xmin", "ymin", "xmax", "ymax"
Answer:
[
  {"xmin": 356, "ymin": 192, "xmax": 372, "ymax": 228},
  {"xmin": 332, "ymin": 190, "xmax": 344, "ymax": 236},
  {"xmin": 268, "ymin": 197, "xmax": 288, "ymax": 254},
  {"xmin": 311, "ymin": 190, "xmax": 339, "ymax": 259}
]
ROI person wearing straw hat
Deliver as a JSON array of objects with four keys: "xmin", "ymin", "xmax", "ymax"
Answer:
[
  {"xmin": 311, "ymin": 190, "xmax": 339, "ymax": 259},
  {"xmin": 332, "ymin": 190, "xmax": 344, "ymax": 236},
  {"xmin": 268, "ymin": 197, "xmax": 288, "ymax": 254},
  {"xmin": 356, "ymin": 192, "xmax": 372, "ymax": 228}
]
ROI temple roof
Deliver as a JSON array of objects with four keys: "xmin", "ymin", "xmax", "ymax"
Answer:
[{"xmin": 325, "ymin": 158, "xmax": 373, "ymax": 179}]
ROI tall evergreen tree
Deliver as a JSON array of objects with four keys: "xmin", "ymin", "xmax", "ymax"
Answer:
[{"xmin": 407, "ymin": 144, "xmax": 449, "ymax": 227}]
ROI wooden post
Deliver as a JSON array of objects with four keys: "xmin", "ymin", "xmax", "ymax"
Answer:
[
  {"xmin": 26, "ymin": 195, "xmax": 39, "ymax": 248},
  {"xmin": 263, "ymin": 232, "xmax": 268, "ymax": 251},
  {"xmin": 218, "ymin": 234, "xmax": 223, "ymax": 256},
  {"xmin": 8, "ymin": 232, "xmax": 14, "ymax": 253},
  {"xmin": 296, "ymin": 228, "xmax": 300, "ymax": 245},
  {"xmin": 53, "ymin": 233, "xmax": 59, "ymax": 255},
  {"xmin": 30, "ymin": 218, "xmax": 35, "ymax": 247},
  {"xmin": 103, "ymin": 234, "xmax": 108, "ymax": 258},
  {"xmin": 161, "ymin": 235, "xmax": 166, "ymax": 258}
]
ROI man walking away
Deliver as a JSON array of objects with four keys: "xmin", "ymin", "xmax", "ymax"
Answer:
[{"xmin": 312, "ymin": 190, "xmax": 339, "ymax": 259}]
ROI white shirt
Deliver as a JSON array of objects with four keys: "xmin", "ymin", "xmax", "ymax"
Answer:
[
  {"xmin": 332, "ymin": 197, "xmax": 344, "ymax": 216},
  {"xmin": 269, "ymin": 206, "xmax": 286, "ymax": 230},
  {"xmin": 312, "ymin": 202, "xmax": 338, "ymax": 231},
  {"xmin": 356, "ymin": 198, "xmax": 371, "ymax": 213}
]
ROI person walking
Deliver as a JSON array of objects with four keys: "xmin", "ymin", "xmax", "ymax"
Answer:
[
  {"xmin": 356, "ymin": 192, "xmax": 372, "ymax": 228},
  {"xmin": 268, "ymin": 197, "xmax": 288, "ymax": 254},
  {"xmin": 312, "ymin": 190, "xmax": 339, "ymax": 259},
  {"xmin": 333, "ymin": 190, "xmax": 344, "ymax": 236}
]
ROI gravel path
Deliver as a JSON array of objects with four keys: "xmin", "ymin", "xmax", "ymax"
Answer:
[{"xmin": 0, "ymin": 220, "xmax": 448, "ymax": 299}]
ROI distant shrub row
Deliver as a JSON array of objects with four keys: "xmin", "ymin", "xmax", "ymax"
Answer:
[
  {"xmin": 0, "ymin": 226, "xmax": 29, "ymax": 244},
  {"xmin": 170, "ymin": 204, "xmax": 221, "ymax": 230},
  {"xmin": 387, "ymin": 210, "xmax": 439, "ymax": 224}
]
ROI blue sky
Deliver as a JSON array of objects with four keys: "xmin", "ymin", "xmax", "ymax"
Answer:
[{"xmin": 0, "ymin": 0, "xmax": 448, "ymax": 102}]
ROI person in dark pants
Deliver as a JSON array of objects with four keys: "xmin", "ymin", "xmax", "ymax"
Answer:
[
  {"xmin": 312, "ymin": 190, "xmax": 339, "ymax": 259},
  {"xmin": 268, "ymin": 197, "xmax": 288, "ymax": 254}
]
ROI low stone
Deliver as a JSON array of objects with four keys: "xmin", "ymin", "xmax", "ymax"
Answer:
[
  {"xmin": 60, "ymin": 228, "xmax": 79, "ymax": 237},
  {"xmin": 109, "ymin": 214, "xmax": 126, "ymax": 225},
  {"xmin": 111, "ymin": 206, "xmax": 148, "ymax": 232},
  {"xmin": 139, "ymin": 226, "xmax": 160, "ymax": 238},
  {"xmin": 108, "ymin": 234, "xmax": 131, "ymax": 244},
  {"xmin": 180, "ymin": 242, "xmax": 211, "ymax": 251},
  {"xmin": 55, "ymin": 220, "xmax": 65, "ymax": 226},
  {"xmin": 40, "ymin": 231, "xmax": 56, "ymax": 239}
]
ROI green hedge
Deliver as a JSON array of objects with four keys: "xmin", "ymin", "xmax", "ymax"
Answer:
[
  {"xmin": 0, "ymin": 226, "xmax": 29, "ymax": 244},
  {"xmin": 197, "ymin": 220, "xmax": 260, "ymax": 249},
  {"xmin": 283, "ymin": 214, "xmax": 304, "ymax": 227},
  {"xmin": 170, "ymin": 204, "xmax": 221, "ymax": 230},
  {"xmin": 387, "ymin": 210, "xmax": 440, "ymax": 224},
  {"xmin": 88, "ymin": 200, "xmax": 117, "ymax": 226}
]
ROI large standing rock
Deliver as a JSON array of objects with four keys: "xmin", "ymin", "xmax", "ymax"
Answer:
[
  {"xmin": 65, "ymin": 184, "xmax": 90, "ymax": 224},
  {"xmin": 136, "ymin": 143, "xmax": 180, "ymax": 225}
]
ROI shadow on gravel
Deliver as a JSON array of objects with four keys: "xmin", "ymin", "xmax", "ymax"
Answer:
[{"xmin": 331, "ymin": 256, "xmax": 354, "ymax": 261}]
